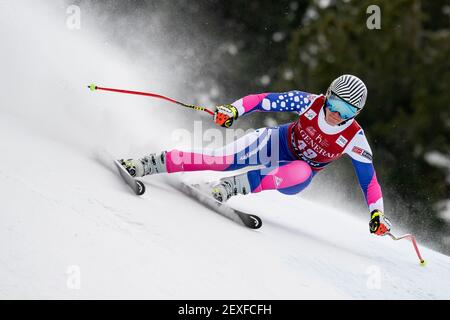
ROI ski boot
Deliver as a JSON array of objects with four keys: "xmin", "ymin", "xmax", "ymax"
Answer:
[
  {"xmin": 120, "ymin": 151, "xmax": 167, "ymax": 178},
  {"xmin": 211, "ymin": 173, "xmax": 251, "ymax": 203}
]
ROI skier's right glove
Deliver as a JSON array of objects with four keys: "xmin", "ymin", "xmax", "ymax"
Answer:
[
  {"xmin": 369, "ymin": 210, "xmax": 392, "ymax": 236},
  {"xmin": 214, "ymin": 104, "xmax": 238, "ymax": 128}
]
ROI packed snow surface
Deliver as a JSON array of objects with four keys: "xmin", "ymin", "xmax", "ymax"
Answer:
[{"xmin": 1, "ymin": 0, "xmax": 449, "ymax": 299}]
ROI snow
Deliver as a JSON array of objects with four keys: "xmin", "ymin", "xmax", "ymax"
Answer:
[{"xmin": 1, "ymin": 0, "xmax": 450, "ymax": 299}]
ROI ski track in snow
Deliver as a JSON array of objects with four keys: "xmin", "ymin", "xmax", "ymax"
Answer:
[
  {"xmin": 1, "ymin": 0, "xmax": 449, "ymax": 299},
  {"xmin": 1, "ymin": 113, "xmax": 450, "ymax": 299}
]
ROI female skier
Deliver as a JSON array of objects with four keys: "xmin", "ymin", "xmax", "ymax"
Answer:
[{"xmin": 120, "ymin": 74, "xmax": 392, "ymax": 236}]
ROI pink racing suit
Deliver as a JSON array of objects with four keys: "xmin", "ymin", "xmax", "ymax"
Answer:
[{"xmin": 164, "ymin": 91, "xmax": 384, "ymax": 213}]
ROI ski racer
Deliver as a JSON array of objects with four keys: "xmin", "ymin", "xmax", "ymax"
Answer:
[{"xmin": 120, "ymin": 74, "xmax": 392, "ymax": 236}]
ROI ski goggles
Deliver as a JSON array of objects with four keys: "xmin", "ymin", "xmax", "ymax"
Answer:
[{"xmin": 325, "ymin": 92, "xmax": 359, "ymax": 120}]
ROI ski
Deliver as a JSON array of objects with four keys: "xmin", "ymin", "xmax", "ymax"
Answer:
[
  {"xmin": 177, "ymin": 182, "xmax": 262, "ymax": 229},
  {"xmin": 114, "ymin": 159, "xmax": 146, "ymax": 196},
  {"xmin": 112, "ymin": 158, "xmax": 260, "ymax": 228}
]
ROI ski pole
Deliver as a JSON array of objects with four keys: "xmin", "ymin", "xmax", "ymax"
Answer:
[
  {"xmin": 87, "ymin": 84, "xmax": 215, "ymax": 116},
  {"xmin": 386, "ymin": 232, "xmax": 426, "ymax": 266}
]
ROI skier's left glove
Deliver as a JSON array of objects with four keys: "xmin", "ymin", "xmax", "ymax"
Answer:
[
  {"xmin": 369, "ymin": 210, "xmax": 392, "ymax": 236},
  {"xmin": 214, "ymin": 104, "xmax": 238, "ymax": 128}
]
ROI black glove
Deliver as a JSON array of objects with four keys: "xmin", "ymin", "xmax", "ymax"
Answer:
[
  {"xmin": 369, "ymin": 210, "xmax": 392, "ymax": 236},
  {"xmin": 214, "ymin": 104, "xmax": 238, "ymax": 128}
]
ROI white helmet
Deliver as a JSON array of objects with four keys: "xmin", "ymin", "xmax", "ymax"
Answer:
[{"xmin": 326, "ymin": 74, "xmax": 368, "ymax": 110}]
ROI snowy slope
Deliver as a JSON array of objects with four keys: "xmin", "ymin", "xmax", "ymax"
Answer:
[
  {"xmin": 1, "ymin": 1, "xmax": 449, "ymax": 299},
  {"xmin": 1, "ymin": 112, "xmax": 450, "ymax": 299}
]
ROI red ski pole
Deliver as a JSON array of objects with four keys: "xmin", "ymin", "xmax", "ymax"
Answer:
[
  {"xmin": 88, "ymin": 84, "xmax": 215, "ymax": 116},
  {"xmin": 386, "ymin": 232, "xmax": 426, "ymax": 266}
]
